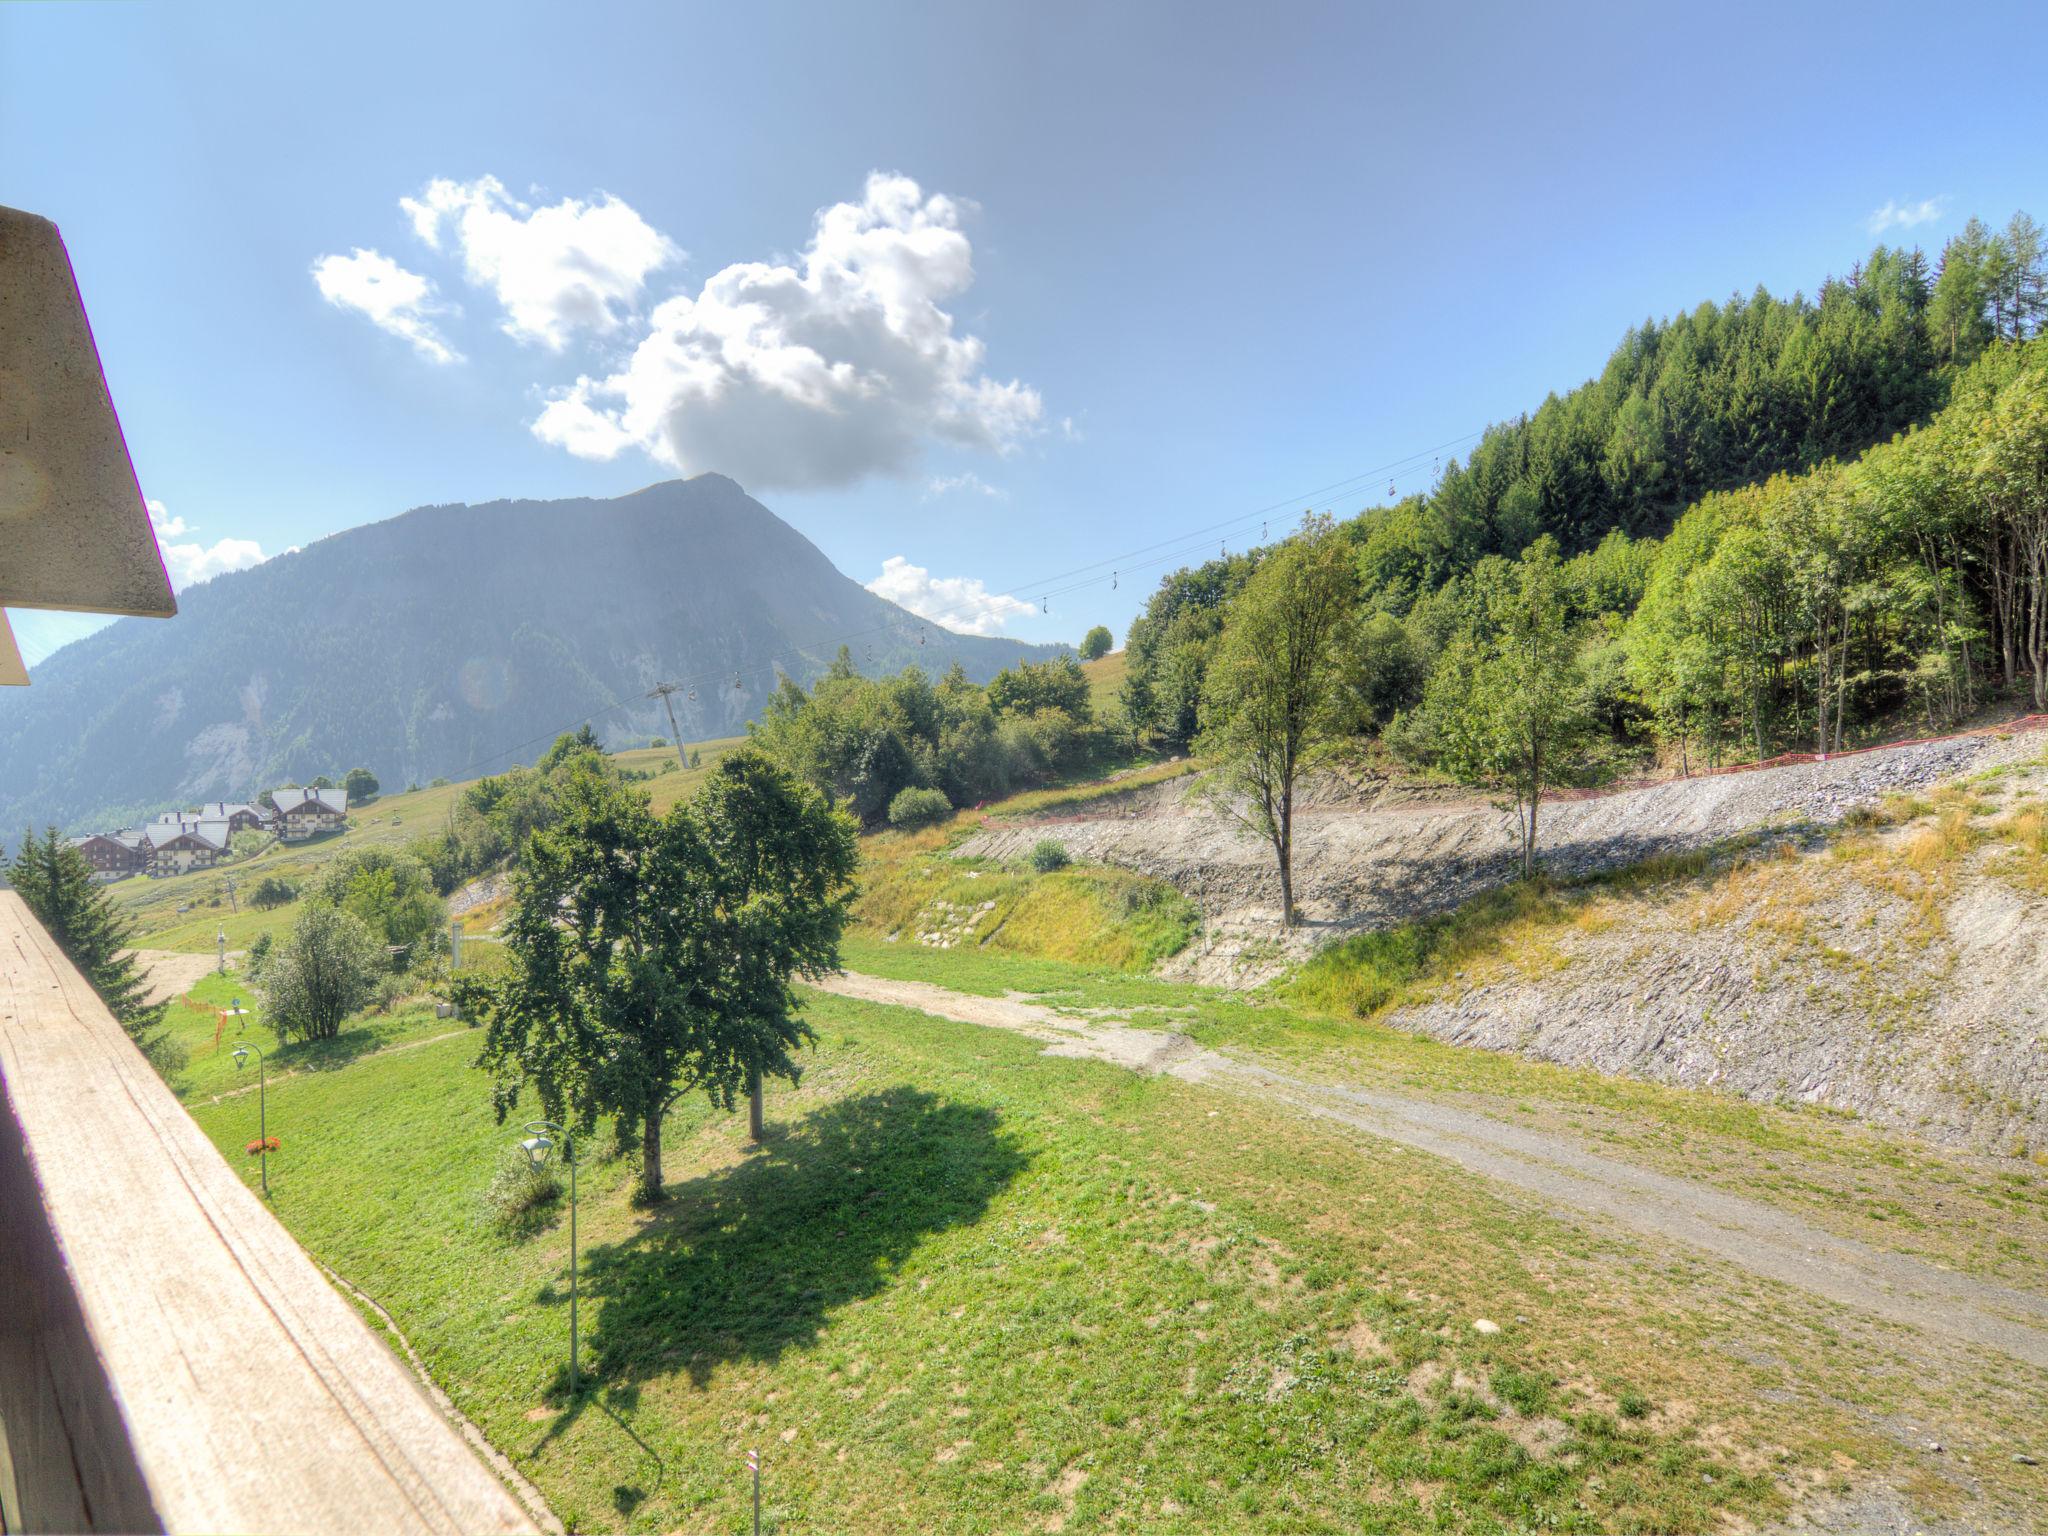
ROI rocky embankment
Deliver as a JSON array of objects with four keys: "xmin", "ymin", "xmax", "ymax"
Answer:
[
  {"xmin": 1392, "ymin": 762, "xmax": 2048, "ymax": 1155},
  {"xmin": 961, "ymin": 726, "xmax": 2048, "ymax": 1151},
  {"xmin": 959, "ymin": 727, "xmax": 2044, "ymax": 986}
]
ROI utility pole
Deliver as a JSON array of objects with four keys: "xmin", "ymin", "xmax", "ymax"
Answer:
[{"xmin": 647, "ymin": 682, "xmax": 689, "ymax": 770}]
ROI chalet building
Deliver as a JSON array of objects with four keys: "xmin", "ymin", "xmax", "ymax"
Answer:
[
  {"xmin": 191, "ymin": 800, "xmax": 268, "ymax": 834},
  {"xmin": 271, "ymin": 785, "xmax": 348, "ymax": 841},
  {"xmin": 142, "ymin": 819, "xmax": 228, "ymax": 877},
  {"xmin": 68, "ymin": 831, "xmax": 147, "ymax": 882}
]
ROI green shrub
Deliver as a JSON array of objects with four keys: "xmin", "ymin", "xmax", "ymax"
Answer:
[
  {"xmin": 480, "ymin": 1151, "xmax": 563, "ymax": 1237},
  {"xmin": 888, "ymin": 786, "xmax": 954, "ymax": 829},
  {"xmin": 1030, "ymin": 839, "xmax": 1071, "ymax": 873},
  {"xmin": 263, "ymin": 903, "xmax": 383, "ymax": 1042},
  {"xmin": 315, "ymin": 847, "xmax": 444, "ymax": 953},
  {"xmin": 229, "ymin": 828, "xmax": 273, "ymax": 862},
  {"xmin": 250, "ymin": 875, "xmax": 297, "ymax": 909}
]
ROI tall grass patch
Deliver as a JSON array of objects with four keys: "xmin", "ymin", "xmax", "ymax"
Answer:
[{"xmin": 1287, "ymin": 879, "xmax": 1576, "ymax": 1019}]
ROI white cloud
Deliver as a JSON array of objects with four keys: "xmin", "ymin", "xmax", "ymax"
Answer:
[
  {"xmin": 310, "ymin": 248, "xmax": 462, "ymax": 363},
  {"xmin": 1868, "ymin": 197, "xmax": 1947, "ymax": 236},
  {"xmin": 148, "ymin": 500, "xmax": 268, "ymax": 590},
  {"xmin": 925, "ymin": 471, "xmax": 1005, "ymax": 500},
  {"xmin": 401, "ymin": 175, "xmax": 679, "ymax": 350},
  {"xmin": 531, "ymin": 171, "xmax": 1044, "ymax": 491},
  {"xmin": 866, "ymin": 554, "xmax": 1034, "ymax": 636}
]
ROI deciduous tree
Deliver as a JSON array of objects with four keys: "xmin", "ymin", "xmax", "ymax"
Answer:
[
  {"xmin": 459, "ymin": 751, "xmax": 855, "ymax": 1203},
  {"xmin": 264, "ymin": 901, "xmax": 384, "ymax": 1043},
  {"xmin": 1197, "ymin": 514, "xmax": 1358, "ymax": 925},
  {"xmin": 1412, "ymin": 540, "xmax": 1594, "ymax": 876}
]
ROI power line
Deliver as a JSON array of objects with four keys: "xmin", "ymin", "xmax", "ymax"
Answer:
[{"xmin": 454, "ymin": 431, "xmax": 1480, "ymax": 775}]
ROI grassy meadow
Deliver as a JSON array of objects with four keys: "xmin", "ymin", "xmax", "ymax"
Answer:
[
  {"xmin": 186, "ymin": 975, "xmax": 1812, "ymax": 1535},
  {"xmin": 126, "ymin": 725, "xmax": 2048, "ymax": 1531}
]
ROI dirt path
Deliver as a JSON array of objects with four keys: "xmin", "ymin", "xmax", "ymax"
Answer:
[
  {"xmin": 129, "ymin": 947, "xmax": 228, "ymax": 1002},
  {"xmin": 812, "ymin": 970, "xmax": 2048, "ymax": 1372}
]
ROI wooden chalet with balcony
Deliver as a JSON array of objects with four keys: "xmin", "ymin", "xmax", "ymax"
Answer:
[
  {"xmin": 66, "ymin": 831, "xmax": 149, "ymax": 883},
  {"xmin": 270, "ymin": 786, "xmax": 349, "ymax": 841},
  {"xmin": 140, "ymin": 819, "xmax": 229, "ymax": 877},
  {"xmin": 190, "ymin": 800, "xmax": 269, "ymax": 835}
]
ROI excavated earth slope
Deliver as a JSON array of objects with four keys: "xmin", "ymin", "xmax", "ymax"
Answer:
[
  {"xmin": 960, "ymin": 728, "xmax": 2047, "ymax": 985},
  {"xmin": 958, "ymin": 728, "xmax": 2048, "ymax": 1154}
]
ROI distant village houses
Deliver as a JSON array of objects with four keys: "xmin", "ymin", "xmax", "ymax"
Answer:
[{"xmin": 66, "ymin": 787, "xmax": 347, "ymax": 881}]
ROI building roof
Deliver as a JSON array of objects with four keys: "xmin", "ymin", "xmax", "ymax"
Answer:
[
  {"xmin": 142, "ymin": 821, "xmax": 226, "ymax": 852},
  {"xmin": 271, "ymin": 786, "xmax": 347, "ymax": 815},
  {"xmin": 193, "ymin": 801, "xmax": 261, "ymax": 821}
]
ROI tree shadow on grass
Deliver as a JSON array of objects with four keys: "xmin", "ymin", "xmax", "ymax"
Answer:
[
  {"xmin": 269, "ymin": 1025, "xmax": 391, "ymax": 1073},
  {"xmin": 561, "ymin": 1086, "xmax": 1029, "ymax": 1394}
]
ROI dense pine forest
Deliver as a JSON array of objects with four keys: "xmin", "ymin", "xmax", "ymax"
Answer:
[{"xmin": 1117, "ymin": 211, "xmax": 2048, "ymax": 768}]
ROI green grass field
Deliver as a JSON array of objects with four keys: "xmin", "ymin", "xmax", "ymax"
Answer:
[
  {"xmin": 1081, "ymin": 648, "xmax": 1127, "ymax": 716},
  {"xmin": 146, "ymin": 810, "xmax": 2048, "ymax": 1533},
  {"xmin": 185, "ymin": 981, "xmax": 1821, "ymax": 1535}
]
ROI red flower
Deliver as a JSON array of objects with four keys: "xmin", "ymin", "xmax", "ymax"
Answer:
[{"xmin": 245, "ymin": 1136, "xmax": 280, "ymax": 1156}]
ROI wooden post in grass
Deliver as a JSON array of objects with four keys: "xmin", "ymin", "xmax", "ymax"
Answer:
[{"xmin": 748, "ymin": 1059, "xmax": 764, "ymax": 1142}]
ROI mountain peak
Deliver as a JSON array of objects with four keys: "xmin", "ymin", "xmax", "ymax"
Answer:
[{"xmin": 0, "ymin": 485, "xmax": 1052, "ymax": 832}]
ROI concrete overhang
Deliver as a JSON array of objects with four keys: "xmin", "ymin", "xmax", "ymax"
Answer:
[{"xmin": 0, "ymin": 204, "xmax": 175, "ymax": 683}]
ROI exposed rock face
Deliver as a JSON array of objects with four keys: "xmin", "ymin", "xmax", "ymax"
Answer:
[{"xmin": 1393, "ymin": 811, "xmax": 2048, "ymax": 1154}]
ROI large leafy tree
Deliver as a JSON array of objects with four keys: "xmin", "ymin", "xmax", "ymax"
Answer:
[
  {"xmin": 1196, "ymin": 514, "xmax": 1358, "ymax": 926},
  {"xmin": 8, "ymin": 828, "xmax": 178, "ymax": 1071},
  {"xmin": 1413, "ymin": 539, "xmax": 1595, "ymax": 876},
  {"xmin": 460, "ymin": 751, "xmax": 856, "ymax": 1203}
]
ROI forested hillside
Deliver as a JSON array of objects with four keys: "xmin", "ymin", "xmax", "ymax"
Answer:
[{"xmin": 1119, "ymin": 212, "xmax": 2048, "ymax": 774}]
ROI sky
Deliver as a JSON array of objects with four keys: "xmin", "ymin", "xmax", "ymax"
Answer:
[{"xmin": 4, "ymin": 0, "xmax": 2044, "ymax": 665}]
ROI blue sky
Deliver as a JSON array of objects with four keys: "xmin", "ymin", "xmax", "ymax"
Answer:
[{"xmin": 5, "ymin": 0, "xmax": 2043, "ymax": 665}]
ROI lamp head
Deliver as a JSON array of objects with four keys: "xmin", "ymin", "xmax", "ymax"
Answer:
[
  {"xmin": 520, "ymin": 1134, "xmax": 552, "ymax": 1167},
  {"xmin": 232, "ymin": 1046, "xmax": 249, "ymax": 1068}
]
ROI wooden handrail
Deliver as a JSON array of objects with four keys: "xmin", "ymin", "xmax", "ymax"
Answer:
[{"xmin": 0, "ymin": 893, "xmax": 535, "ymax": 1535}]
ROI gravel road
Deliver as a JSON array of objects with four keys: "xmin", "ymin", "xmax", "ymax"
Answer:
[{"xmin": 811, "ymin": 969, "xmax": 2048, "ymax": 1372}]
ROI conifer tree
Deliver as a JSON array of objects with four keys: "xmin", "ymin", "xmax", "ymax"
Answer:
[{"xmin": 9, "ymin": 828, "xmax": 180, "ymax": 1071}]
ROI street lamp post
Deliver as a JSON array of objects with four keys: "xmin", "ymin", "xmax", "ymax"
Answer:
[
  {"xmin": 216, "ymin": 924, "xmax": 227, "ymax": 974},
  {"xmin": 232, "ymin": 1040, "xmax": 268, "ymax": 1197},
  {"xmin": 520, "ymin": 1121, "xmax": 579, "ymax": 1394}
]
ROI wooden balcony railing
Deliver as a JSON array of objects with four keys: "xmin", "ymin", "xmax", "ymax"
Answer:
[{"xmin": 0, "ymin": 892, "xmax": 536, "ymax": 1535}]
